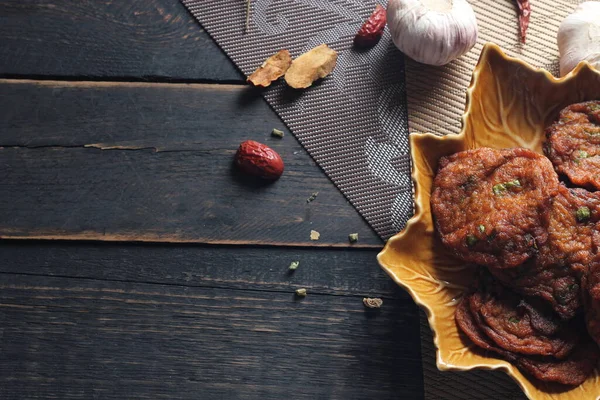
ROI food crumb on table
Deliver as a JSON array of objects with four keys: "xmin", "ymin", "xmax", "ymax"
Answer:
[
  {"xmin": 310, "ymin": 230, "xmax": 320, "ymax": 240},
  {"xmin": 363, "ymin": 298, "xmax": 383, "ymax": 309},
  {"xmin": 306, "ymin": 192, "xmax": 319, "ymax": 203},
  {"xmin": 271, "ymin": 128, "xmax": 285, "ymax": 138}
]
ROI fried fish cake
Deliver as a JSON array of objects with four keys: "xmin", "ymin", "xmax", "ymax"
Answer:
[
  {"xmin": 456, "ymin": 293, "xmax": 598, "ymax": 386},
  {"xmin": 544, "ymin": 101, "xmax": 600, "ymax": 190},
  {"xmin": 491, "ymin": 263, "xmax": 581, "ymax": 321},
  {"xmin": 583, "ymin": 288, "xmax": 600, "ymax": 349},
  {"xmin": 538, "ymin": 186, "xmax": 600, "ymax": 267},
  {"xmin": 469, "ymin": 283, "xmax": 578, "ymax": 359},
  {"xmin": 583, "ymin": 229, "xmax": 600, "ymax": 347},
  {"xmin": 456, "ymin": 296, "xmax": 516, "ymax": 360},
  {"xmin": 431, "ymin": 147, "xmax": 560, "ymax": 269},
  {"xmin": 489, "ymin": 186, "xmax": 600, "ymax": 319},
  {"xmin": 516, "ymin": 337, "xmax": 600, "ymax": 387}
]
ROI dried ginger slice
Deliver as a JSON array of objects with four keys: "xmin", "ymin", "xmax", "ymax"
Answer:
[
  {"xmin": 247, "ymin": 50, "xmax": 292, "ymax": 88},
  {"xmin": 284, "ymin": 44, "xmax": 338, "ymax": 89}
]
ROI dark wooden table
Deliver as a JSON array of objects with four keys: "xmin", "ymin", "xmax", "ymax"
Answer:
[
  {"xmin": 0, "ymin": 1, "xmax": 429, "ymax": 399},
  {"xmin": 0, "ymin": 2, "xmax": 535, "ymax": 399}
]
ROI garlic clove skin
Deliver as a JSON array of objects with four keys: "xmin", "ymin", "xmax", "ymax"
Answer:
[
  {"xmin": 558, "ymin": 2, "xmax": 600, "ymax": 77},
  {"xmin": 387, "ymin": 0, "xmax": 478, "ymax": 66}
]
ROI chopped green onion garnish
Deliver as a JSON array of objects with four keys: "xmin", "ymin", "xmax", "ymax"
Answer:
[
  {"xmin": 493, "ymin": 179, "xmax": 520, "ymax": 195},
  {"xmin": 576, "ymin": 206, "xmax": 591, "ymax": 222},
  {"xmin": 466, "ymin": 234, "xmax": 478, "ymax": 247},
  {"xmin": 271, "ymin": 128, "xmax": 285, "ymax": 138}
]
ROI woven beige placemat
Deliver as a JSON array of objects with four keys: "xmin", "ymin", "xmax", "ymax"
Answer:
[{"xmin": 406, "ymin": 0, "xmax": 584, "ymax": 136}]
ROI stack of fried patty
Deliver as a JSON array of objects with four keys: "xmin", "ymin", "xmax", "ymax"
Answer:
[{"xmin": 431, "ymin": 101, "xmax": 600, "ymax": 386}]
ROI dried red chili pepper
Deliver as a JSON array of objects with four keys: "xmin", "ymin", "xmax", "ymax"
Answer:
[
  {"xmin": 354, "ymin": 4, "xmax": 387, "ymax": 48},
  {"xmin": 516, "ymin": 0, "xmax": 531, "ymax": 43}
]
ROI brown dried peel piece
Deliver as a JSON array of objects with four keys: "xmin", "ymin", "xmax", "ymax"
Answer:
[
  {"xmin": 247, "ymin": 50, "xmax": 292, "ymax": 88},
  {"xmin": 284, "ymin": 44, "xmax": 338, "ymax": 89},
  {"xmin": 363, "ymin": 297, "xmax": 383, "ymax": 309}
]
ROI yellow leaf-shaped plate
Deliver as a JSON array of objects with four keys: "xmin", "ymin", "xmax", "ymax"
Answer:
[{"xmin": 377, "ymin": 43, "xmax": 600, "ymax": 400}]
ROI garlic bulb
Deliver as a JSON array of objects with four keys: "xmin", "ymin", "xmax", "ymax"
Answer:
[
  {"xmin": 558, "ymin": 2, "xmax": 600, "ymax": 77},
  {"xmin": 387, "ymin": 0, "xmax": 478, "ymax": 66}
]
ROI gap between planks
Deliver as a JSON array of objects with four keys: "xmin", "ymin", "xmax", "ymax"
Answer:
[
  {"xmin": 0, "ymin": 270, "xmax": 394, "ymax": 300},
  {"xmin": 0, "ymin": 78, "xmax": 248, "ymax": 90},
  {"xmin": 0, "ymin": 235, "xmax": 383, "ymax": 249}
]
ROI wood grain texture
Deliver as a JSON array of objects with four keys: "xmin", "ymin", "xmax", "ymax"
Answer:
[
  {"xmin": 0, "ymin": 242, "xmax": 403, "ymax": 299},
  {"xmin": 0, "ymin": 0, "xmax": 242, "ymax": 82},
  {"xmin": 0, "ymin": 79, "xmax": 381, "ymax": 247},
  {"xmin": 0, "ymin": 273, "xmax": 423, "ymax": 400}
]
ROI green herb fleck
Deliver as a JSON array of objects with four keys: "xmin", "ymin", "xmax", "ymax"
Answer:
[
  {"xmin": 493, "ymin": 184, "xmax": 505, "ymax": 196},
  {"xmin": 478, "ymin": 225, "xmax": 485, "ymax": 234},
  {"xmin": 295, "ymin": 288, "xmax": 307, "ymax": 297},
  {"xmin": 584, "ymin": 129, "xmax": 600, "ymax": 136},
  {"xmin": 271, "ymin": 128, "xmax": 285, "ymax": 138},
  {"xmin": 509, "ymin": 317, "xmax": 520, "ymax": 323},
  {"xmin": 505, "ymin": 179, "xmax": 521, "ymax": 188},
  {"xmin": 568, "ymin": 283, "xmax": 580, "ymax": 292},
  {"xmin": 590, "ymin": 103, "xmax": 600, "ymax": 111},
  {"xmin": 348, "ymin": 233, "xmax": 359, "ymax": 243},
  {"xmin": 289, "ymin": 261, "xmax": 300, "ymax": 271},
  {"xmin": 306, "ymin": 192, "xmax": 319, "ymax": 203},
  {"xmin": 574, "ymin": 150, "xmax": 590, "ymax": 164},
  {"xmin": 493, "ymin": 179, "xmax": 521, "ymax": 195},
  {"xmin": 576, "ymin": 206, "xmax": 591, "ymax": 222},
  {"xmin": 556, "ymin": 292, "xmax": 568, "ymax": 305},
  {"xmin": 466, "ymin": 234, "xmax": 478, "ymax": 247},
  {"xmin": 461, "ymin": 175, "xmax": 477, "ymax": 189},
  {"xmin": 486, "ymin": 230, "xmax": 498, "ymax": 243},
  {"xmin": 556, "ymin": 283, "xmax": 578, "ymax": 304}
]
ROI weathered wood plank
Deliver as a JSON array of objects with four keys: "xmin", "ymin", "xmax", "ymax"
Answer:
[
  {"xmin": 0, "ymin": 242, "xmax": 402, "ymax": 298},
  {"xmin": 0, "ymin": 0, "xmax": 242, "ymax": 82},
  {"xmin": 0, "ymin": 273, "xmax": 423, "ymax": 399},
  {"xmin": 0, "ymin": 79, "xmax": 381, "ymax": 247}
]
